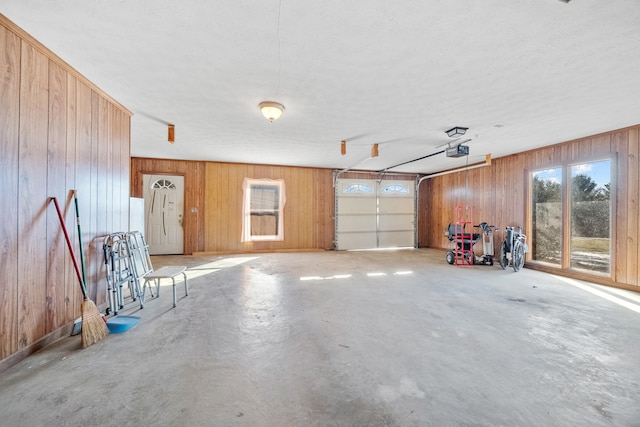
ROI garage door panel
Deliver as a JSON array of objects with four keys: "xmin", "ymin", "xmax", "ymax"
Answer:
[
  {"xmin": 379, "ymin": 198, "xmax": 414, "ymax": 214},
  {"xmin": 378, "ymin": 214, "xmax": 414, "ymax": 231},
  {"xmin": 338, "ymin": 197, "xmax": 377, "ymax": 214},
  {"xmin": 379, "ymin": 231, "xmax": 415, "ymax": 248},
  {"xmin": 338, "ymin": 233, "xmax": 378, "ymax": 250},
  {"xmin": 336, "ymin": 215, "xmax": 377, "ymax": 232}
]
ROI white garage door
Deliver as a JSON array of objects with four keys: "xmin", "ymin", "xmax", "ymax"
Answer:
[{"xmin": 335, "ymin": 179, "xmax": 416, "ymax": 250}]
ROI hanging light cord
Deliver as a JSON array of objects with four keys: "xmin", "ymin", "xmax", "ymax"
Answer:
[{"xmin": 275, "ymin": 0, "xmax": 283, "ymax": 97}]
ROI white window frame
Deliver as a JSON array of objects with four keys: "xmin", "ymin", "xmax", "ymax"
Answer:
[{"xmin": 241, "ymin": 178, "xmax": 286, "ymax": 242}]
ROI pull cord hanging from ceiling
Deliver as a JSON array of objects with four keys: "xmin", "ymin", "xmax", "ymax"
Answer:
[{"xmin": 260, "ymin": 0, "xmax": 285, "ymax": 123}]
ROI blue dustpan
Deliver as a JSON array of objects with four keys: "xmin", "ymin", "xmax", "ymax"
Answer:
[{"xmin": 106, "ymin": 315, "xmax": 140, "ymax": 334}]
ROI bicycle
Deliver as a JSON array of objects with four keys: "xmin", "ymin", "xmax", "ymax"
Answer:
[{"xmin": 498, "ymin": 226, "xmax": 528, "ymax": 272}]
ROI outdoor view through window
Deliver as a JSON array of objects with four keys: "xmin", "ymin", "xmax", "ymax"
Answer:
[{"xmin": 531, "ymin": 160, "xmax": 611, "ymax": 274}]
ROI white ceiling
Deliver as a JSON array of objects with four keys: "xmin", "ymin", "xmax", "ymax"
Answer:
[{"xmin": 3, "ymin": 0, "xmax": 640, "ymax": 174}]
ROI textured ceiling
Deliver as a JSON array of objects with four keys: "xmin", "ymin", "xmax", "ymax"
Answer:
[{"xmin": 3, "ymin": 0, "xmax": 640, "ymax": 174}]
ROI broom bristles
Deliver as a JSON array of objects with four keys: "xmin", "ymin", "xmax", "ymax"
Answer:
[{"xmin": 81, "ymin": 298, "xmax": 109, "ymax": 348}]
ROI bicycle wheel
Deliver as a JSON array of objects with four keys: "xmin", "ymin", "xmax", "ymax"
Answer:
[
  {"xmin": 512, "ymin": 241, "xmax": 525, "ymax": 272},
  {"xmin": 498, "ymin": 241, "xmax": 508, "ymax": 270}
]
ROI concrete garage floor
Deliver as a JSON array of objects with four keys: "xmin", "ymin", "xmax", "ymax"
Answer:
[{"xmin": 1, "ymin": 249, "xmax": 640, "ymax": 426}]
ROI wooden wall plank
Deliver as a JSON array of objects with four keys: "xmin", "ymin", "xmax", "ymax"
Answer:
[
  {"xmin": 624, "ymin": 129, "xmax": 639, "ymax": 285},
  {"xmin": 302, "ymin": 168, "xmax": 313, "ymax": 248},
  {"xmin": 229, "ymin": 162, "xmax": 239, "ymax": 251},
  {"xmin": 184, "ymin": 161, "xmax": 194, "ymax": 249},
  {"xmin": 87, "ymin": 92, "xmax": 99, "ymax": 302},
  {"xmin": 614, "ymin": 132, "xmax": 628, "ymax": 284},
  {"xmin": 17, "ymin": 42, "xmax": 49, "ymax": 349},
  {"xmin": 114, "ymin": 108, "xmax": 123, "ymax": 231},
  {"xmin": 106, "ymin": 103, "xmax": 114, "ymax": 235},
  {"xmin": 45, "ymin": 60, "xmax": 68, "ymax": 333},
  {"xmin": 0, "ymin": 25, "xmax": 21, "ymax": 359},
  {"xmin": 117, "ymin": 110, "xmax": 126, "ymax": 226},
  {"xmin": 94, "ymin": 96, "xmax": 108, "ymax": 306},
  {"xmin": 203, "ymin": 162, "xmax": 216, "ymax": 251},
  {"xmin": 65, "ymin": 75, "xmax": 79, "ymax": 323},
  {"xmin": 219, "ymin": 162, "xmax": 228, "ymax": 250},
  {"xmin": 110, "ymin": 106, "xmax": 120, "ymax": 232},
  {"xmin": 312, "ymin": 169, "xmax": 322, "ymax": 248},
  {"xmin": 435, "ymin": 174, "xmax": 444, "ymax": 247},
  {"xmin": 631, "ymin": 129, "xmax": 640, "ymax": 286},
  {"xmin": 195, "ymin": 162, "xmax": 205, "ymax": 252},
  {"xmin": 219, "ymin": 162, "xmax": 229, "ymax": 250},
  {"xmin": 120, "ymin": 111, "xmax": 130, "ymax": 232},
  {"xmin": 202, "ymin": 163, "xmax": 217, "ymax": 251},
  {"xmin": 75, "ymin": 82, "xmax": 93, "ymax": 302}
]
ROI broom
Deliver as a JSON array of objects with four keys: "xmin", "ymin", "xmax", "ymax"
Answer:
[{"xmin": 51, "ymin": 196, "xmax": 109, "ymax": 347}]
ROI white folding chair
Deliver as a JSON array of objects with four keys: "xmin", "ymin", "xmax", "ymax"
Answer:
[{"xmin": 126, "ymin": 231, "xmax": 188, "ymax": 308}]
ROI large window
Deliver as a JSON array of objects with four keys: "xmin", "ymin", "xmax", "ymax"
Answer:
[
  {"xmin": 530, "ymin": 160, "xmax": 611, "ymax": 275},
  {"xmin": 532, "ymin": 168, "xmax": 562, "ymax": 265},
  {"xmin": 570, "ymin": 160, "xmax": 611, "ymax": 273},
  {"xmin": 241, "ymin": 178, "xmax": 286, "ymax": 242}
]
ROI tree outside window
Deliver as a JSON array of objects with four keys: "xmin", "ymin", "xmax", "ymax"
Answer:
[
  {"xmin": 530, "ymin": 159, "xmax": 611, "ymax": 275},
  {"xmin": 532, "ymin": 168, "xmax": 562, "ymax": 265},
  {"xmin": 570, "ymin": 161, "xmax": 611, "ymax": 273}
]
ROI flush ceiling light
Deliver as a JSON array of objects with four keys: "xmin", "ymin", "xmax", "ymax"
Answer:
[
  {"xmin": 259, "ymin": 101, "xmax": 285, "ymax": 122},
  {"xmin": 445, "ymin": 126, "xmax": 468, "ymax": 138}
]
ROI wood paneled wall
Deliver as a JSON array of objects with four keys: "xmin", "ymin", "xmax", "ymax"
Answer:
[
  {"xmin": 0, "ymin": 16, "xmax": 131, "ymax": 366},
  {"xmin": 419, "ymin": 126, "xmax": 640, "ymax": 290},
  {"xmin": 130, "ymin": 158, "xmax": 206, "ymax": 254},
  {"xmin": 130, "ymin": 158, "xmax": 335, "ymax": 253},
  {"xmin": 204, "ymin": 162, "xmax": 334, "ymax": 252}
]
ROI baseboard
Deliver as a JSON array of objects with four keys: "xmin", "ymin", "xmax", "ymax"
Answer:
[
  {"xmin": 0, "ymin": 322, "xmax": 74, "ymax": 375},
  {"xmin": 192, "ymin": 248, "xmax": 326, "ymax": 256}
]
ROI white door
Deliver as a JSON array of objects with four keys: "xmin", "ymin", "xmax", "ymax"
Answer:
[
  {"xmin": 335, "ymin": 178, "xmax": 415, "ymax": 250},
  {"xmin": 143, "ymin": 175, "xmax": 184, "ymax": 255}
]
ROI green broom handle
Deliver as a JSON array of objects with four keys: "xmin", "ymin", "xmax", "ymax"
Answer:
[
  {"xmin": 73, "ymin": 191, "xmax": 88, "ymax": 288},
  {"xmin": 51, "ymin": 197, "xmax": 88, "ymax": 299}
]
